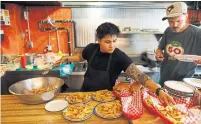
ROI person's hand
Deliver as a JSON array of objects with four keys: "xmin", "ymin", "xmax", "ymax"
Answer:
[
  {"xmin": 155, "ymin": 54, "xmax": 164, "ymax": 61},
  {"xmin": 158, "ymin": 90, "xmax": 175, "ymax": 105},
  {"xmin": 54, "ymin": 57, "xmax": 67, "ymax": 67},
  {"xmin": 194, "ymin": 59, "xmax": 201, "ymax": 65},
  {"xmin": 155, "ymin": 49, "xmax": 164, "ymax": 61}
]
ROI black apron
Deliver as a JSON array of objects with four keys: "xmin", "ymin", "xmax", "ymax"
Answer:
[{"xmin": 81, "ymin": 46, "xmax": 112, "ymax": 91}]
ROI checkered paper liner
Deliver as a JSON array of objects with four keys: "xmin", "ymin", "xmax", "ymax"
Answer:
[
  {"xmin": 120, "ymin": 90, "xmax": 143, "ymax": 120},
  {"xmin": 173, "ymin": 96, "xmax": 194, "ymax": 108},
  {"xmin": 113, "ymin": 80, "xmax": 132, "ymax": 99},
  {"xmin": 113, "ymin": 88, "xmax": 132, "ymax": 99},
  {"xmin": 142, "ymin": 90, "xmax": 164, "ymax": 115},
  {"xmin": 184, "ymin": 106, "xmax": 201, "ymax": 124},
  {"xmin": 142, "ymin": 89, "xmax": 201, "ymax": 124}
]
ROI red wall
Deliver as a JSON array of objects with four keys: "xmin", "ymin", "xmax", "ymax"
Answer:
[
  {"xmin": 1, "ymin": 4, "xmax": 73, "ymax": 55},
  {"xmin": 187, "ymin": 10, "xmax": 201, "ymax": 24}
]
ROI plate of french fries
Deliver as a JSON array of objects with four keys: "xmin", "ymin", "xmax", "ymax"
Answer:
[
  {"xmin": 144, "ymin": 95, "xmax": 187, "ymax": 124},
  {"xmin": 94, "ymin": 100, "xmax": 122, "ymax": 119},
  {"xmin": 155, "ymin": 104, "xmax": 187, "ymax": 124},
  {"xmin": 65, "ymin": 92, "xmax": 92, "ymax": 104},
  {"xmin": 92, "ymin": 89, "xmax": 116, "ymax": 102},
  {"xmin": 62, "ymin": 103, "xmax": 94, "ymax": 121}
]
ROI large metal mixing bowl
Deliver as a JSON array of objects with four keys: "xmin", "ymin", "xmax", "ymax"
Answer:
[{"xmin": 9, "ymin": 77, "xmax": 64, "ymax": 104}]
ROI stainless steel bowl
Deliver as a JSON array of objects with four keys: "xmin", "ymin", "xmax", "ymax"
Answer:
[{"xmin": 9, "ymin": 77, "xmax": 64, "ymax": 104}]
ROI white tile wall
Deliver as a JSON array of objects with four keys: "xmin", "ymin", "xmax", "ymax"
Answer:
[{"xmin": 72, "ymin": 8, "xmax": 169, "ymax": 55}]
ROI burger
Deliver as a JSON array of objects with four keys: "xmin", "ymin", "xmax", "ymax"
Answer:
[{"xmin": 113, "ymin": 82, "xmax": 130, "ymax": 95}]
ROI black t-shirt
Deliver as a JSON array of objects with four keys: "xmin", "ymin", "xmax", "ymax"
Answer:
[{"xmin": 82, "ymin": 43, "xmax": 133, "ymax": 87}]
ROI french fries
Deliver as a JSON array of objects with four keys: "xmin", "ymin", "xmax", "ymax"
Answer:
[
  {"xmin": 96, "ymin": 100, "xmax": 122, "ymax": 118},
  {"xmin": 32, "ymin": 86, "xmax": 57, "ymax": 94},
  {"xmin": 157, "ymin": 105, "xmax": 187, "ymax": 124},
  {"xmin": 145, "ymin": 96, "xmax": 187, "ymax": 124},
  {"xmin": 93, "ymin": 89, "xmax": 115, "ymax": 102},
  {"xmin": 63, "ymin": 104, "xmax": 93, "ymax": 119},
  {"xmin": 66, "ymin": 93, "xmax": 91, "ymax": 103}
]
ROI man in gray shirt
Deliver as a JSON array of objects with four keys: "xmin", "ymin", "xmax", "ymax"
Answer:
[{"xmin": 155, "ymin": 2, "xmax": 201, "ymax": 86}]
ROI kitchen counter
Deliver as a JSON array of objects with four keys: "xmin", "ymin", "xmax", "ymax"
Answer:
[
  {"xmin": 1, "ymin": 69, "xmax": 160, "ymax": 94},
  {"xmin": 1, "ymin": 92, "xmax": 164, "ymax": 124}
]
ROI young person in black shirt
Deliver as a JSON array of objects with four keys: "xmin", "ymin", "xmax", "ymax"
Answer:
[{"xmin": 57, "ymin": 22, "xmax": 175, "ymax": 104}]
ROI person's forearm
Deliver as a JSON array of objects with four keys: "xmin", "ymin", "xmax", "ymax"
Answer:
[
  {"xmin": 144, "ymin": 79, "xmax": 161, "ymax": 93},
  {"xmin": 62, "ymin": 54, "xmax": 81, "ymax": 62},
  {"xmin": 125, "ymin": 63, "xmax": 161, "ymax": 93}
]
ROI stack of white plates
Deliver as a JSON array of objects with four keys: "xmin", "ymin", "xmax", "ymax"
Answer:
[
  {"xmin": 183, "ymin": 78, "xmax": 201, "ymax": 89},
  {"xmin": 164, "ymin": 81, "xmax": 196, "ymax": 98}
]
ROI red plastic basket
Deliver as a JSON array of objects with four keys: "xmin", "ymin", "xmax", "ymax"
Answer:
[{"xmin": 121, "ymin": 90, "xmax": 143, "ymax": 120}]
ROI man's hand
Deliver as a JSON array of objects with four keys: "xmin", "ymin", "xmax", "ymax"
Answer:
[
  {"xmin": 194, "ymin": 59, "xmax": 201, "ymax": 65},
  {"xmin": 155, "ymin": 48, "xmax": 164, "ymax": 61},
  {"xmin": 159, "ymin": 90, "xmax": 175, "ymax": 105}
]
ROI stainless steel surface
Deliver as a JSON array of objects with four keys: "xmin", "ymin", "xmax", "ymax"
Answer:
[
  {"xmin": 66, "ymin": 75, "xmax": 84, "ymax": 90},
  {"xmin": 9, "ymin": 77, "xmax": 64, "ymax": 104}
]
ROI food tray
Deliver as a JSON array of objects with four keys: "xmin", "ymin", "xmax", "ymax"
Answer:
[
  {"xmin": 92, "ymin": 95, "xmax": 116, "ymax": 102},
  {"xmin": 94, "ymin": 101, "xmax": 122, "ymax": 119},
  {"xmin": 142, "ymin": 91, "xmax": 188, "ymax": 124},
  {"xmin": 65, "ymin": 95, "xmax": 92, "ymax": 104},
  {"xmin": 62, "ymin": 104, "xmax": 93, "ymax": 122},
  {"xmin": 92, "ymin": 90, "xmax": 116, "ymax": 102}
]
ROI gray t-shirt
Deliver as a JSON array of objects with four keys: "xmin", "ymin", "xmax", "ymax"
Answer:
[{"xmin": 158, "ymin": 24, "xmax": 201, "ymax": 86}]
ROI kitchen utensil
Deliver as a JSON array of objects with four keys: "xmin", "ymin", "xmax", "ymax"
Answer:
[
  {"xmin": 56, "ymin": 30, "xmax": 62, "ymax": 57},
  {"xmin": 41, "ymin": 62, "xmax": 60, "ymax": 75},
  {"xmin": 45, "ymin": 6, "xmax": 55, "ymax": 27},
  {"xmin": 44, "ymin": 31, "xmax": 53, "ymax": 52},
  {"xmin": 26, "ymin": 7, "xmax": 33, "ymax": 48},
  {"xmin": 8, "ymin": 77, "xmax": 64, "ymax": 104},
  {"xmin": 41, "ymin": 64, "xmax": 54, "ymax": 75}
]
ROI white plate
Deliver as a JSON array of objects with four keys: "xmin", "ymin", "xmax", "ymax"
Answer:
[
  {"xmin": 164, "ymin": 81, "xmax": 195, "ymax": 93},
  {"xmin": 183, "ymin": 78, "xmax": 201, "ymax": 89},
  {"xmin": 174, "ymin": 54, "xmax": 201, "ymax": 62},
  {"xmin": 45, "ymin": 100, "xmax": 68, "ymax": 112}
]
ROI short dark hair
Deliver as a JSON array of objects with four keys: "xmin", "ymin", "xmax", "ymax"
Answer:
[{"xmin": 96, "ymin": 22, "xmax": 120, "ymax": 40}]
